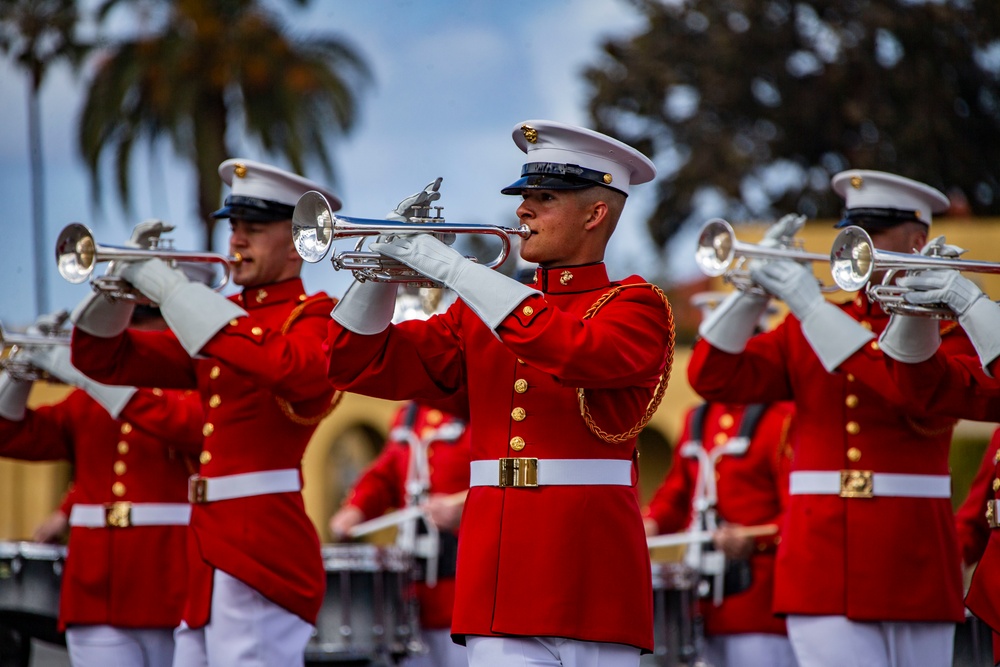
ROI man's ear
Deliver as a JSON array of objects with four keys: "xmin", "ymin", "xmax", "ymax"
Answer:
[{"xmin": 583, "ymin": 200, "xmax": 609, "ymax": 232}]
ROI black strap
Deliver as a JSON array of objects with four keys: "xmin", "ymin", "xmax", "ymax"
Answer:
[
  {"xmin": 685, "ymin": 402, "xmax": 709, "ymax": 447},
  {"xmin": 736, "ymin": 404, "xmax": 768, "ymax": 440},
  {"xmin": 401, "ymin": 401, "xmax": 420, "ymax": 432}
]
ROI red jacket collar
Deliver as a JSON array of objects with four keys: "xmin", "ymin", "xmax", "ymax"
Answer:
[
  {"xmin": 532, "ymin": 263, "xmax": 610, "ymax": 294},
  {"xmin": 236, "ymin": 278, "xmax": 308, "ymax": 309}
]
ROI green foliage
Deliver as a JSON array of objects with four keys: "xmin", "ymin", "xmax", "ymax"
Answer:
[
  {"xmin": 0, "ymin": 0, "xmax": 89, "ymax": 88},
  {"xmin": 78, "ymin": 0, "xmax": 372, "ymax": 249},
  {"xmin": 584, "ymin": 0, "xmax": 1000, "ymax": 250}
]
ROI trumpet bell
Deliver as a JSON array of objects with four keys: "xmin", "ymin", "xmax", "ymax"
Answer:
[
  {"xmin": 56, "ymin": 223, "xmax": 99, "ymax": 284},
  {"xmin": 695, "ymin": 219, "xmax": 736, "ymax": 278},
  {"xmin": 292, "ymin": 191, "xmax": 335, "ymax": 263},
  {"xmin": 830, "ymin": 226, "xmax": 874, "ymax": 293}
]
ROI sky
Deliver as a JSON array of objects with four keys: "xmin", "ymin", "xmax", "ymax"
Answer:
[{"xmin": 0, "ymin": 0, "xmax": 699, "ymax": 329}]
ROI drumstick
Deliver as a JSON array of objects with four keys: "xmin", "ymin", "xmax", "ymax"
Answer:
[
  {"xmin": 646, "ymin": 523, "xmax": 778, "ymax": 550},
  {"xmin": 348, "ymin": 490, "xmax": 468, "ymax": 538}
]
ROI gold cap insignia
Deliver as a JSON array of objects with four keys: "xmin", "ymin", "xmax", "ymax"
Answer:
[
  {"xmin": 521, "ymin": 125, "xmax": 538, "ymax": 144},
  {"xmin": 603, "ymin": 174, "xmax": 613, "ymax": 184},
  {"xmin": 850, "ymin": 175, "xmax": 863, "ymax": 189},
  {"xmin": 234, "ymin": 163, "xmax": 248, "ymax": 178}
]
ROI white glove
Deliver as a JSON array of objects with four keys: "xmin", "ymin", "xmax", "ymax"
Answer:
[
  {"xmin": 0, "ymin": 371, "xmax": 32, "ymax": 421},
  {"xmin": 124, "ymin": 219, "xmax": 174, "ymax": 251},
  {"xmin": 387, "ymin": 178, "xmax": 442, "ymax": 223},
  {"xmin": 879, "ymin": 313, "xmax": 941, "ymax": 363},
  {"xmin": 697, "ymin": 290, "xmax": 770, "ymax": 353},
  {"xmin": 877, "ymin": 245, "xmax": 965, "ymax": 365},
  {"xmin": 752, "ymin": 260, "xmax": 872, "ymax": 372},
  {"xmin": 899, "ymin": 270, "xmax": 986, "ymax": 317},
  {"xmin": 28, "ymin": 310, "xmax": 70, "ymax": 336},
  {"xmin": 120, "ymin": 258, "xmax": 247, "ymax": 356},
  {"xmin": 331, "ymin": 280, "xmax": 400, "ymax": 335},
  {"xmin": 750, "ymin": 260, "xmax": 822, "ymax": 321},
  {"xmin": 23, "ymin": 345, "xmax": 136, "ymax": 418},
  {"xmin": 370, "ymin": 234, "xmax": 538, "ymax": 331},
  {"xmin": 70, "ymin": 221, "xmax": 171, "ymax": 337},
  {"xmin": 958, "ymin": 297, "xmax": 1000, "ymax": 371},
  {"xmin": 758, "ymin": 213, "xmax": 807, "ymax": 250}
]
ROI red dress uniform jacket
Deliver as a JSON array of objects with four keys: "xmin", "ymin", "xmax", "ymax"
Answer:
[
  {"xmin": 885, "ymin": 346, "xmax": 1000, "ymax": 421},
  {"xmin": 343, "ymin": 402, "xmax": 470, "ymax": 630},
  {"xmin": 0, "ymin": 387, "xmax": 202, "ymax": 629},
  {"xmin": 883, "ymin": 347, "xmax": 1000, "ymax": 641},
  {"xmin": 688, "ymin": 293, "xmax": 971, "ymax": 623},
  {"xmin": 955, "ymin": 428, "xmax": 1000, "ymax": 568},
  {"xmin": 326, "ymin": 264, "xmax": 674, "ymax": 652},
  {"xmin": 643, "ymin": 401, "xmax": 793, "ymax": 637},
  {"xmin": 72, "ymin": 278, "xmax": 336, "ymax": 627}
]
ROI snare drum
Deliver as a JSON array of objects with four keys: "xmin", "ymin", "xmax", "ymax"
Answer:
[
  {"xmin": 306, "ymin": 544, "xmax": 421, "ymax": 665},
  {"xmin": 642, "ymin": 562, "xmax": 701, "ymax": 667},
  {"xmin": 0, "ymin": 541, "xmax": 66, "ymax": 646}
]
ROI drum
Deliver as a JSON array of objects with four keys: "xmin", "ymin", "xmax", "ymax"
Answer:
[
  {"xmin": 306, "ymin": 544, "xmax": 421, "ymax": 665},
  {"xmin": 641, "ymin": 562, "xmax": 701, "ymax": 667},
  {"xmin": 0, "ymin": 541, "xmax": 66, "ymax": 646}
]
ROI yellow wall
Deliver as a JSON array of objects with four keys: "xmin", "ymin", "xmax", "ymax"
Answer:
[{"xmin": 0, "ymin": 382, "xmax": 73, "ymax": 540}]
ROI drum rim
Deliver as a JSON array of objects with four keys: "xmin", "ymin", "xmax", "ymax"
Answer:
[
  {"xmin": 0, "ymin": 541, "xmax": 66, "ymax": 561},
  {"xmin": 319, "ymin": 543, "xmax": 412, "ymax": 572},
  {"xmin": 650, "ymin": 561, "xmax": 699, "ymax": 590}
]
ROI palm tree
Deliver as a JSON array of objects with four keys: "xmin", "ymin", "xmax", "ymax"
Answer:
[
  {"xmin": 79, "ymin": 0, "xmax": 371, "ymax": 250},
  {"xmin": 0, "ymin": 0, "xmax": 90, "ymax": 314}
]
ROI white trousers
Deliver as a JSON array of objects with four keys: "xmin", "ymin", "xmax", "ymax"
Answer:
[
  {"xmin": 402, "ymin": 628, "xmax": 467, "ymax": 667},
  {"xmin": 171, "ymin": 569, "xmax": 313, "ymax": 667},
  {"xmin": 786, "ymin": 615, "xmax": 954, "ymax": 667},
  {"xmin": 703, "ymin": 633, "xmax": 799, "ymax": 667},
  {"xmin": 466, "ymin": 636, "xmax": 641, "ymax": 667},
  {"xmin": 66, "ymin": 625, "xmax": 174, "ymax": 667}
]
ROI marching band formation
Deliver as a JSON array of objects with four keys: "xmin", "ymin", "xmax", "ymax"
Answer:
[{"xmin": 0, "ymin": 119, "xmax": 998, "ymax": 667}]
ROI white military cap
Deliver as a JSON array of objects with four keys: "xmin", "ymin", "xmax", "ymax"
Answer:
[
  {"xmin": 213, "ymin": 158, "xmax": 342, "ymax": 222},
  {"xmin": 831, "ymin": 169, "xmax": 949, "ymax": 229},
  {"xmin": 501, "ymin": 120, "xmax": 656, "ymax": 197}
]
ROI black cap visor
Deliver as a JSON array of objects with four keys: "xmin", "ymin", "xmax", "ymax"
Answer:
[
  {"xmin": 501, "ymin": 161, "xmax": 625, "ymax": 196},
  {"xmin": 834, "ymin": 207, "xmax": 927, "ymax": 230},
  {"xmin": 212, "ymin": 195, "xmax": 296, "ymax": 222}
]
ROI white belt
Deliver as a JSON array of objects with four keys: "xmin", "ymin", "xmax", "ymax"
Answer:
[
  {"xmin": 188, "ymin": 469, "xmax": 301, "ymax": 504},
  {"xmin": 469, "ymin": 458, "xmax": 632, "ymax": 488},
  {"xmin": 789, "ymin": 470, "xmax": 951, "ymax": 499},
  {"xmin": 69, "ymin": 502, "xmax": 192, "ymax": 528}
]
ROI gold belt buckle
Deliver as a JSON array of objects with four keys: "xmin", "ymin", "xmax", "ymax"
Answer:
[
  {"xmin": 498, "ymin": 458, "xmax": 538, "ymax": 488},
  {"xmin": 988, "ymin": 500, "xmax": 1000, "ymax": 529},
  {"xmin": 840, "ymin": 470, "xmax": 874, "ymax": 498},
  {"xmin": 105, "ymin": 501, "xmax": 132, "ymax": 528},
  {"xmin": 189, "ymin": 476, "xmax": 209, "ymax": 504}
]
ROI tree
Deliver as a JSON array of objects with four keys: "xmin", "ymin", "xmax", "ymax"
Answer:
[
  {"xmin": 584, "ymin": 0, "xmax": 1000, "ymax": 251},
  {"xmin": 0, "ymin": 0, "xmax": 90, "ymax": 314},
  {"xmin": 79, "ymin": 0, "xmax": 371, "ymax": 250}
]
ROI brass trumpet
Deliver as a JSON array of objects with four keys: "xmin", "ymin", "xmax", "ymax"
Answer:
[
  {"xmin": 55, "ymin": 223, "xmax": 240, "ymax": 301},
  {"xmin": 695, "ymin": 218, "xmax": 830, "ymax": 293},
  {"xmin": 0, "ymin": 322, "xmax": 71, "ymax": 382},
  {"xmin": 292, "ymin": 191, "xmax": 532, "ymax": 286},
  {"xmin": 830, "ymin": 225, "xmax": 1000, "ymax": 318}
]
